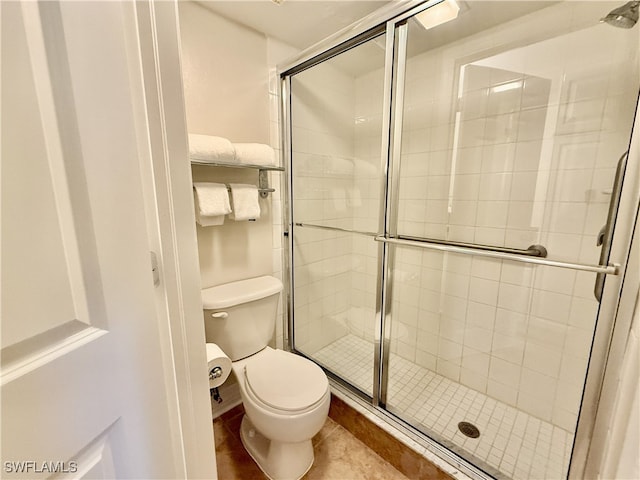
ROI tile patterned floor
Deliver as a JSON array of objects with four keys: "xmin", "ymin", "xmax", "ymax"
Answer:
[
  {"xmin": 314, "ymin": 334, "xmax": 573, "ymax": 480},
  {"xmin": 213, "ymin": 405, "xmax": 410, "ymax": 480}
]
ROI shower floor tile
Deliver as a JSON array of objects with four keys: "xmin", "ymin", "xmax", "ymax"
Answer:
[{"xmin": 314, "ymin": 334, "xmax": 573, "ymax": 480}]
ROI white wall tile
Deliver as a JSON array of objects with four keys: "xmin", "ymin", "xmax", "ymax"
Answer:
[
  {"xmin": 498, "ymin": 283, "xmax": 532, "ymax": 313},
  {"xmin": 489, "ymin": 357, "xmax": 521, "ymax": 385},
  {"xmin": 523, "ymin": 342, "xmax": 562, "ymax": 376},
  {"xmin": 469, "ymin": 277, "xmax": 500, "ymax": 305}
]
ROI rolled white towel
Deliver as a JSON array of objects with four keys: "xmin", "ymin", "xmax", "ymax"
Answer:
[
  {"xmin": 233, "ymin": 143, "xmax": 276, "ymax": 166},
  {"xmin": 189, "ymin": 134, "xmax": 235, "ymax": 163},
  {"xmin": 193, "ymin": 182, "xmax": 231, "ymax": 226},
  {"xmin": 228, "ymin": 183, "xmax": 260, "ymax": 221}
]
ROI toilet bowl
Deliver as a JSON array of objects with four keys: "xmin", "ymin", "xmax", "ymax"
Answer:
[
  {"xmin": 201, "ymin": 276, "xmax": 330, "ymax": 480},
  {"xmin": 232, "ymin": 347, "xmax": 330, "ymax": 480}
]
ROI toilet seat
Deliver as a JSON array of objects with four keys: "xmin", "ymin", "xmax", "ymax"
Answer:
[{"xmin": 244, "ymin": 349, "xmax": 328, "ymax": 413}]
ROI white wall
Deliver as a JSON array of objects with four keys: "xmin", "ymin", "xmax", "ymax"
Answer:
[
  {"xmin": 179, "ymin": 1, "xmax": 275, "ymax": 290},
  {"xmin": 610, "ymin": 296, "xmax": 640, "ymax": 479},
  {"xmin": 178, "ymin": 3, "xmax": 298, "ymax": 362},
  {"xmin": 179, "ymin": 2, "xmax": 268, "ymax": 143}
]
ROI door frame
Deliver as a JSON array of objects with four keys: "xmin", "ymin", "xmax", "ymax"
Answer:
[{"xmin": 131, "ymin": 1, "xmax": 217, "ymax": 478}]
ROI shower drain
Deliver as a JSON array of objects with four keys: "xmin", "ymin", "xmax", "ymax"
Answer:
[{"xmin": 458, "ymin": 421, "xmax": 480, "ymax": 438}]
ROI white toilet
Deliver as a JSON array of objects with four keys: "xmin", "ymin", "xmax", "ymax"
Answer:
[{"xmin": 202, "ymin": 275, "xmax": 330, "ymax": 480}]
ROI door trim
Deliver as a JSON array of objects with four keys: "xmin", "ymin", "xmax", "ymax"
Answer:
[{"xmin": 133, "ymin": 1, "xmax": 217, "ymax": 478}]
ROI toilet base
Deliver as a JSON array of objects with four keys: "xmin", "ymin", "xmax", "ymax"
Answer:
[{"xmin": 239, "ymin": 415, "xmax": 314, "ymax": 480}]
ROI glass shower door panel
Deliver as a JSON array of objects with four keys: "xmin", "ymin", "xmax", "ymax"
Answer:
[
  {"xmin": 290, "ymin": 34, "xmax": 387, "ymax": 234},
  {"xmin": 385, "ymin": 244, "xmax": 599, "ymax": 479},
  {"xmin": 290, "ymin": 34, "xmax": 387, "ymax": 397},
  {"xmin": 396, "ymin": 2, "xmax": 639, "ymax": 265},
  {"xmin": 385, "ymin": 2, "xmax": 639, "ymax": 479},
  {"xmin": 292, "ymin": 227, "xmax": 378, "ymax": 395}
]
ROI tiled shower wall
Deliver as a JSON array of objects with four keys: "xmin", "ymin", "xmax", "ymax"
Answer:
[
  {"xmin": 292, "ymin": 61, "xmax": 358, "ymax": 353},
  {"xmin": 292, "ymin": 2, "xmax": 638, "ymax": 430},
  {"xmin": 344, "ymin": 69, "xmax": 386, "ymax": 345}
]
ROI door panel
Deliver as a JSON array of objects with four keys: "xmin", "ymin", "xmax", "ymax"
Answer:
[
  {"xmin": 1, "ymin": 3, "xmax": 179, "ymax": 478},
  {"xmin": 2, "ymin": 2, "xmax": 85, "ymax": 348}
]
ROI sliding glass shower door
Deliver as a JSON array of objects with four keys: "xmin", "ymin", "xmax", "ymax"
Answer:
[
  {"xmin": 381, "ymin": 4, "xmax": 638, "ymax": 479},
  {"xmin": 288, "ymin": 32, "xmax": 387, "ymax": 396},
  {"xmin": 285, "ymin": 1, "xmax": 639, "ymax": 479}
]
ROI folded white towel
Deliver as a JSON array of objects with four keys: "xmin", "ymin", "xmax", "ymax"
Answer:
[
  {"xmin": 193, "ymin": 182, "xmax": 231, "ymax": 226},
  {"xmin": 193, "ymin": 192, "xmax": 225, "ymax": 226},
  {"xmin": 233, "ymin": 143, "xmax": 276, "ymax": 166},
  {"xmin": 228, "ymin": 183, "xmax": 260, "ymax": 221},
  {"xmin": 189, "ymin": 134, "xmax": 235, "ymax": 163}
]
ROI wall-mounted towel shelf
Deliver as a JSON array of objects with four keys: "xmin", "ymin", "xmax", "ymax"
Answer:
[
  {"xmin": 190, "ymin": 158, "xmax": 284, "ymax": 198},
  {"xmin": 190, "ymin": 159, "xmax": 284, "ymax": 171}
]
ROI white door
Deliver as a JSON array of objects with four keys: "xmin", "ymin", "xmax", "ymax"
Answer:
[{"xmin": 1, "ymin": 2, "xmax": 186, "ymax": 477}]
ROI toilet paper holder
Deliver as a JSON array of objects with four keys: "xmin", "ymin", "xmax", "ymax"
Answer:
[{"xmin": 209, "ymin": 366, "xmax": 223, "ymax": 380}]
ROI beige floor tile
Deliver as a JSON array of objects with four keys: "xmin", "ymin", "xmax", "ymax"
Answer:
[{"xmin": 213, "ymin": 413, "xmax": 409, "ymax": 480}]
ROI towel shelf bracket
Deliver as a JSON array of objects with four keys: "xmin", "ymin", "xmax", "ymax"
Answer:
[{"xmin": 258, "ymin": 170, "xmax": 270, "ymax": 199}]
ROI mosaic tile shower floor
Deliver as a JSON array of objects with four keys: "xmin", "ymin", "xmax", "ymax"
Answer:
[{"xmin": 314, "ymin": 334, "xmax": 573, "ymax": 480}]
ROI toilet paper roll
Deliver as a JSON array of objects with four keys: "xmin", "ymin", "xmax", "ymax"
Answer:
[{"xmin": 206, "ymin": 343, "xmax": 232, "ymax": 388}]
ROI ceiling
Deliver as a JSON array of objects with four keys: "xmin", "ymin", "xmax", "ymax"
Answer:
[
  {"xmin": 195, "ymin": 0, "xmax": 391, "ymax": 51},
  {"xmin": 192, "ymin": 1, "xmax": 564, "ymax": 78}
]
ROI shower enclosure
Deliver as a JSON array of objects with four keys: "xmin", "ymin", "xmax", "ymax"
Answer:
[{"xmin": 281, "ymin": 1, "xmax": 639, "ymax": 478}]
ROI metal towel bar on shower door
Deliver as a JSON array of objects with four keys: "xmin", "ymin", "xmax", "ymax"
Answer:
[
  {"xmin": 397, "ymin": 235, "xmax": 548, "ymax": 258},
  {"xmin": 374, "ymin": 236, "xmax": 619, "ymax": 275},
  {"xmin": 293, "ymin": 222, "xmax": 619, "ymax": 275}
]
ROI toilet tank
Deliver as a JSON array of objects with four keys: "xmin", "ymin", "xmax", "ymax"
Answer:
[{"xmin": 201, "ymin": 276, "xmax": 283, "ymax": 361}]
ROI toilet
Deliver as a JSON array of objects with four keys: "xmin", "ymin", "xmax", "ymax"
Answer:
[{"xmin": 202, "ymin": 275, "xmax": 330, "ymax": 480}]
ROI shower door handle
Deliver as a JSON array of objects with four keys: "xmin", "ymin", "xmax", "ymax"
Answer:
[
  {"xmin": 596, "ymin": 226, "xmax": 606, "ymax": 246},
  {"xmin": 594, "ymin": 151, "xmax": 628, "ymax": 302}
]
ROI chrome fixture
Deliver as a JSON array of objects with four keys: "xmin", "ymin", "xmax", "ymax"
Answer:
[
  {"xmin": 209, "ymin": 366, "xmax": 223, "ymax": 380},
  {"xmin": 594, "ymin": 152, "xmax": 629, "ymax": 300},
  {"xmin": 190, "ymin": 159, "xmax": 284, "ymax": 198},
  {"xmin": 601, "ymin": 1, "xmax": 639, "ymax": 28},
  {"xmin": 374, "ymin": 236, "xmax": 619, "ymax": 275}
]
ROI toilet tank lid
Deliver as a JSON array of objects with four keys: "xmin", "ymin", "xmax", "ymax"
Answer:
[{"xmin": 201, "ymin": 276, "xmax": 283, "ymax": 309}]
